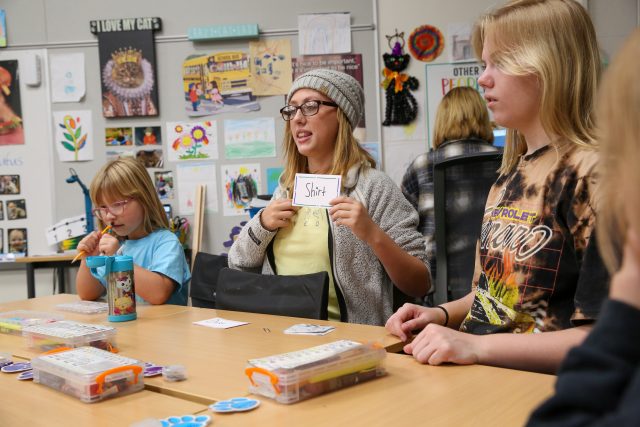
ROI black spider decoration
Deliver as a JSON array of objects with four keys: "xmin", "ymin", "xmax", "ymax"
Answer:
[{"xmin": 381, "ymin": 31, "xmax": 419, "ymax": 126}]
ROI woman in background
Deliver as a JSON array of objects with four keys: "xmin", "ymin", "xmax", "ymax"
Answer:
[{"xmin": 401, "ymin": 86, "xmax": 499, "ymax": 295}]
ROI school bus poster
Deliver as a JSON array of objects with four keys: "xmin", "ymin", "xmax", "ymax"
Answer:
[{"xmin": 182, "ymin": 51, "xmax": 260, "ymax": 117}]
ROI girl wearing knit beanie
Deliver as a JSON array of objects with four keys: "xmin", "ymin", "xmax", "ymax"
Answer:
[{"xmin": 228, "ymin": 69, "xmax": 430, "ymax": 326}]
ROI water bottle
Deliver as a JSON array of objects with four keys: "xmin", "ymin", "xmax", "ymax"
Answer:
[{"xmin": 86, "ymin": 255, "xmax": 137, "ymax": 322}]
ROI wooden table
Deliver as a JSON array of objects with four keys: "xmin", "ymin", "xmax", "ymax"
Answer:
[
  {"xmin": 1, "ymin": 294, "xmax": 402, "ymax": 403},
  {"xmin": 215, "ymin": 353, "xmax": 555, "ymax": 427},
  {"xmin": 0, "ymin": 358, "xmax": 208, "ymax": 427},
  {"xmin": 115, "ymin": 305, "xmax": 403, "ymax": 403},
  {"xmin": 14, "ymin": 254, "xmax": 76, "ymax": 298},
  {"xmin": 0, "ymin": 294, "xmax": 556, "ymax": 426}
]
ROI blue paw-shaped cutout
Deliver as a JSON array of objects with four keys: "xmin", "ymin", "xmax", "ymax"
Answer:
[
  {"xmin": 1, "ymin": 362, "xmax": 31, "ymax": 373},
  {"xmin": 160, "ymin": 415, "xmax": 211, "ymax": 427},
  {"xmin": 17, "ymin": 370, "xmax": 34, "ymax": 380},
  {"xmin": 210, "ymin": 397, "xmax": 260, "ymax": 413}
]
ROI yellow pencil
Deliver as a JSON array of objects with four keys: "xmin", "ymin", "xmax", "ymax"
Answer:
[{"xmin": 71, "ymin": 225, "xmax": 112, "ymax": 263}]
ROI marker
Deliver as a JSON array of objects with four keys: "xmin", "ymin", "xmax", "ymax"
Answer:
[{"xmin": 71, "ymin": 225, "xmax": 112, "ymax": 263}]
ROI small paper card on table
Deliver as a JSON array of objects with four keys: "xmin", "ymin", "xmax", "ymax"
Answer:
[
  {"xmin": 193, "ymin": 317, "xmax": 249, "ymax": 329},
  {"xmin": 284, "ymin": 324, "xmax": 335, "ymax": 335},
  {"xmin": 292, "ymin": 173, "xmax": 341, "ymax": 208}
]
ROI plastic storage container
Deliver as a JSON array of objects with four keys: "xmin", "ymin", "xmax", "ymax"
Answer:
[
  {"xmin": 245, "ymin": 340, "xmax": 386, "ymax": 404},
  {"xmin": 55, "ymin": 301, "xmax": 109, "ymax": 314},
  {"xmin": 31, "ymin": 346, "xmax": 144, "ymax": 403},
  {"xmin": 0, "ymin": 310, "xmax": 63, "ymax": 335},
  {"xmin": 22, "ymin": 320, "xmax": 117, "ymax": 353}
]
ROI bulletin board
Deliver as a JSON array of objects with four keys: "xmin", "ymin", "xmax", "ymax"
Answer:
[{"xmin": 0, "ymin": 49, "xmax": 55, "ymax": 256}]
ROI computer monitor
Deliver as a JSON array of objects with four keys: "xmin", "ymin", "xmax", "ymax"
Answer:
[
  {"xmin": 493, "ymin": 128, "xmax": 506, "ymax": 148},
  {"xmin": 163, "ymin": 204, "xmax": 172, "ymax": 221}
]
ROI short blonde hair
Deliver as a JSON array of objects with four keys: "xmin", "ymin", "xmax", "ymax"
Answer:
[
  {"xmin": 280, "ymin": 108, "xmax": 375, "ymax": 191},
  {"xmin": 596, "ymin": 29, "xmax": 640, "ymax": 273},
  {"xmin": 472, "ymin": 0, "xmax": 601, "ymax": 174},
  {"xmin": 90, "ymin": 158, "xmax": 169, "ymax": 234},
  {"xmin": 433, "ymin": 87, "xmax": 494, "ymax": 149}
]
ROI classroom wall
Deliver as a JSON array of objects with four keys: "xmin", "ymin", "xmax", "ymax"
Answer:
[
  {"xmin": 3, "ymin": 0, "xmax": 377, "ymax": 256},
  {"xmin": 0, "ymin": 0, "xmax": 378, "ymax": 302},
  {"xmin": 376, "ymin": 0, "xmax": 639, "ymax": 185},
  {"xmin": 590, "ymin": 0, "xmax": 639, "ymax": 61},
  {"xmin": 376, "ymin": 0, "xmax": 500, "ymax": 185}
]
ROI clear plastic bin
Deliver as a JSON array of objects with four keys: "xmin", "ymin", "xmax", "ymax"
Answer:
[
  {"xmin": 245, "ymin": 340, "xmax": 386, "ymax": 404},
  {"xmin": 55, "ymin": 301, "xmax": 109, "ymax": 314},
  {"xmin": 31, "ymin": 346, "xmax": 144, "ymax": 403},
  {"xmin": 22, "ymin": 320, "xmax": 117, "ymax": 353},
  {"xmin": 0, "ymin": 310, "xmax": 63, "ymax": 335}
]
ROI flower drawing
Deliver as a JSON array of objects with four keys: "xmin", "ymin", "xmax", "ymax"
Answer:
[
  {"xmin": 59, "ymin": 115, "xmax": 88, "ymax": 161},
  {"xmin": 171, "ymin": 122, "xmax": 212, "ymax": 159}
]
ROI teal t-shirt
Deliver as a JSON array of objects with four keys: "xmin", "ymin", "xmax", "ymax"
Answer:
[{"xmin": 90, "ymin": 229, "xmax": 190, "ymax": 305}]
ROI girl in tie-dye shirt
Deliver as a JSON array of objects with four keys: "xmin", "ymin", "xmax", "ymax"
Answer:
[{"xmin": 386, "ymin": 0, "xmax": 609, "ymax": 373}]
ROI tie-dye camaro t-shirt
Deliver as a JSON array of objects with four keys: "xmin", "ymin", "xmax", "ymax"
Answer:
[{"xmin": 460, "ymin": 144, "xmax": 609, "ymax": 334}]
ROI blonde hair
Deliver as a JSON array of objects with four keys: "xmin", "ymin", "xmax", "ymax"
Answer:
[
  {"xmin": 472, "ymin": 0, "xmax": 601, "ymax": 174},
  {"xmin": 90, "ymin": 158, "xmax": 169, "ymax": 234},
  {"xmin": 433, "ymin": 86, "xmax": 494, "ymax": 149},
  {"xmin": 280, "ymin": 108, "xmax": 375, "ymax": 191},
  {"xmin": 596, "ymin": 29, "xmax": 640, "ymax": 273}
]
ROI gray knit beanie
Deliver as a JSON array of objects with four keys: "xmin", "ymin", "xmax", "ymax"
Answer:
[{"xmin": 287, "ymin": 69, "xmax": 364, "ymax": 129}]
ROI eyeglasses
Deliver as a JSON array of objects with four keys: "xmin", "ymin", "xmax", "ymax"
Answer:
[
  {"xmin": 280, "ymin": 100, "xmax": 338, "ymax": 121},
  {"xmin": 92, "ymin": 199, "xmax": 131, "ymax": 219}
]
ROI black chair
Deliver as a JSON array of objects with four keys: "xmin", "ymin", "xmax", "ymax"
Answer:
[
  {"xmin": 433, "ymin": 151, "xmax": 502, "ymax": 304},
  {"xmin": 393, "ymin": 286, "xmax": 423, "ymax": 311},
  {"xmin": 189, "ymin": 252, "xmax": 228, "ymax": 308},
  {"xmin": 216, "ymin": 268, "xmax": 329, "ymax": 320}
]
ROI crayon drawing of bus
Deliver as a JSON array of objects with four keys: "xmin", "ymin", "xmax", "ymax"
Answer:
[{"xmin": 183, "ymin": 51, "xmax": 257, "ymax": 116}]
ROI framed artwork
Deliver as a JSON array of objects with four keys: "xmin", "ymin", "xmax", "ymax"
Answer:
[
  {"xmin": 136, "ymin": 148, "xmax": 163, "ymax": 168},
  {"xmin": 8, "ymin": 227, "xmax": 27, "ymax": 254},
  {"xmin": 92, "ymin": 18, "xmax": 161, "ymax": 118},
  {"xmin": 6, "ymin": 198, "xmax": 26, "ymax": 220},
  {"xmin": 0, "ymin": 60, "xmax": 24, "ymax": 145},
  {"xmin": 0, "ymin": 174, "xmax": 20, "ymax": 194},
  {"xmin": 134, "ymin": 125, "xmax": 161, "ymax": 146}
]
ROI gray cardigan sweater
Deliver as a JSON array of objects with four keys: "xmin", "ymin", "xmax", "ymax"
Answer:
[{"xmin": 228, "ymin": 163, "xmax": 429, "ymax": 326}]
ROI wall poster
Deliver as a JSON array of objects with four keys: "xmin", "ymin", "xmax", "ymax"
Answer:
[{"xmin": 90, "ymin": 17, "xmax": 161, "ymax": 118}]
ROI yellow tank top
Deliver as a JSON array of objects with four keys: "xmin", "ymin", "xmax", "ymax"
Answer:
[{"xmin": 273, "ymin": 207, "xmax": 341, "ymax": 321}]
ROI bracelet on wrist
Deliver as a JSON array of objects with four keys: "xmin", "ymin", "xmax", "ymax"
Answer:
[{"xmin": 435, "ymin": 305, "xmax": 449, "ymax": 327}]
